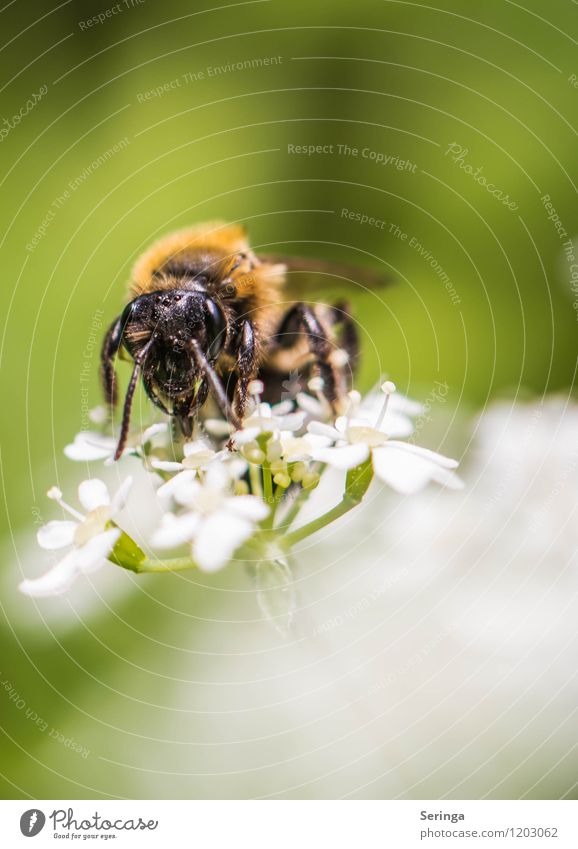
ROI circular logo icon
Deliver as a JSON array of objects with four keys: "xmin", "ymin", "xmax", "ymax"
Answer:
[{"xmin": 19, "ymin": 810, "xmax": 45, "ymax": 837}]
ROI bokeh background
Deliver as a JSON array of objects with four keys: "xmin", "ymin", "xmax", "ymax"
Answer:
[{"xmin": 0, "ymin": 0, "xmax": 576, "ymax": 799}]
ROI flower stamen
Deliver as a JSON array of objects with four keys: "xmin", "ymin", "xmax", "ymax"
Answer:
[
  {"xmin": 46, "ymin": 486, "xmax": 84, "ymax": 521},
  {"xmin": 375, "ymin": 380, "xmax": 396, "ymax": 430}
]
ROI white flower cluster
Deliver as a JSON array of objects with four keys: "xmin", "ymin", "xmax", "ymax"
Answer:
[{"xmin": 19, "ymin": 379, "xmax": 462, "ymax": 597}]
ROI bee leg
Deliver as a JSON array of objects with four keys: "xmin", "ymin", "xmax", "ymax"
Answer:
[
  {"xmin": 114, "ymin": 339, "xmax": 154, "ymax": 461},
  {"xmin": 331, "ymin": 301, "xmax": 359, "ymax": 374},
  {"xmin": 189, "ymin": 339, "xmax": 241, "ymax": 430},
  {"xmin": 100, "ymin": 315, "xmax": 123, "ymax": 407},
  {"xmin": 234, "ymin": 319, "xmax": 257, "ymax": 420},
  {"xmin": 273, "ymin": 304, "xmax": 339, "ymax": 406}
]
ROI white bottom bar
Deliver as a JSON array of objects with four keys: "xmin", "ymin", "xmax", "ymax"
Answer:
[{"xmin": 1, "ymin": 800, "xmax": 577, "ymax": 847}]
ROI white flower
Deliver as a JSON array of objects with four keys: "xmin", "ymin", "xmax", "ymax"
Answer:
[
  {"xmin": 153, "ymin": 439, "xmax": 221, "ymax": 501},
  {"xmin": 297, "ymin": 378, "xmax": 420, "ymax": 439},
  {"xmin": 308, "ymin": 382, "xmax": 462, "ymax": 494},
  {"xmin": 151, "ymin": 464, "xmax": 268, "ymax": 572},
  {"xmin": 278, "ymin": 430, "xmax": 332, "ymax": 462},
  {"xmin": 356, "ymin": 386, "xmax": 422, "ymax": 438},
  {"xmin": 64, "ymin": 423, "xmax": 168, "ymax": 463},
  {"xmin": 19, "ymin": 478, "xmax": 132, "ymax": 597},
  {"xmin": 233, "ymin": 381, "xmax": 305, "ymax": 446}
]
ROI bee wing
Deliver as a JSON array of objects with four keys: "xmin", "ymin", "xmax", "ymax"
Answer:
[{"xmin": 259, "ymin": 254, "xmax": 391, "ymax": 299}]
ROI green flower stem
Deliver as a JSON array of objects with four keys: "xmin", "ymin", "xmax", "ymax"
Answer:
[
  {"xmin": 261, "ymin": 459, "xmax": 274, "ymax": 529},
  {"xmin": 118, "ymin": 556, "xmax": 199, "ymax": 574},
  {"xmin": 249, "ymin": 462, "xmax": 263, "ymax": 498},
  {"xmin": 277, "ymin": 486, "xmax": 312, "ymax": 532},
  {"xmin": 277, "ymin": 463, "xmax": 326, "ymax": 532},
  {"xmin": 108, "ymin": 528, "xmax": 198, "ymax": 574},
  {"xmin": 284, "ymin": 458, "xmax": 373, "ymax": 546},
  {"xmin": 266, "ymin": 483, "xmax": 285, "ymax": 527}
]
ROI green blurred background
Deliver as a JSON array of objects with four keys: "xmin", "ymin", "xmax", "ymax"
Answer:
[{"xmin": 0, "ymin": 0, "xmax": 576, "ymax": 799}]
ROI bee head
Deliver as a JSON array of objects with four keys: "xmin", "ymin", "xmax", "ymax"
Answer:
[
  {"xmin": 119, "ymin": 288, "xmax": 228, "ymax": 423},
  {"xmin": 122, "ymin": 289, "xmax": 227, "ymax": 362}
]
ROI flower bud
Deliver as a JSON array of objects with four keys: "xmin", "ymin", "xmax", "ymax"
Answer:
[
  {"xmin": 302, "ymin": 471, "xmax": 320, "ymax": 490},
  {"xmin": 273, "ymin": 472, "xmax": 292, "ymax": 489}
]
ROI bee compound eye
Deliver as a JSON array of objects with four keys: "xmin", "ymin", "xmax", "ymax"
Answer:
[
  {"xmin": 120, "ymin": 301, "xmax": 135, "ymax": 328},
  {"xmin": 205, "ymin": 299, "xmax": 226, "ymax": 358}
]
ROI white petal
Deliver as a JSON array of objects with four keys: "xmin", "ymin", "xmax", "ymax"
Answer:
[
  {"xmin": 156, "ymin": 469, "xmax": 197, "ymax": 500},
  {"xmin": 64, "ymin": 433, "xmax": 114, "ymax": 461},
  {"xmin": 20, "ymin": 529, "xmax": 120, "ymax": 597},
  {"xmin": 193, "ymin": 512, "xmax": 253, "ymax": 572},
  {"xmin": 150, "ymin": 459, "xmax": 185, "ymax": 472},
  {"xmin": 111, "ymin": 476, "xmax": 133, "ymax": 512},
  {"xmin": 224, "ymin": 457, "xmax": 248, "ymax": 479},
  {"xmin": 311, "ymin": 442, "xmax": 370, "ymax": 470},
  {"xmin": 271, "ymin": 400, "xmax": 295, "ymax": 416},
  {"xmin": 204, "ymin": 462, "xmax": 229, "ymax": 492},
  {"xmin": 75, "ymin": 527, "xmax": 121, "ymax": 574},
  {"xmin": 150, "ymin": 512, "xmax": 201, "ymax": 548},
  {"xmin": 183, "ymin": 451, "xmax": 216, "ymax": 470},
  {"xmin": 203, "ymin": 418, "xmax": 234, "ymax": 437},
  {"xmin": 225, "ymin": 495, "xmax": 269, "ymax": 522},
  {"xmin": 307, "ymin": 421, "xmax": 341, "ymax": 440},
  {"xmin": 295, "ymin": 392, "xmax": 326, "ymax": 418},
  {"xmin": 74, "ymin": 528, "xmax": 122, "ymax": 574},
  {"xmin": 141, "ymin": 422, "xmax": 168, "ymax": 443},
  {"xmin": 390, "ymin": 392, "xmax": 424, "ymax": 417},
  {"xmin": 334, "ymin": 415, "xmax": 350, "ymax": 434},
  {"xmin": 386, "ymin": 440, "xmax": 459, "ymax": 468},
  {"xmin": 233, "ymin": 427, "xmax": 261, "ymax": 445},
  {"xmin": 277, "ymin": 412, "xmax": 306, "ymax": 432},
  {"xmin": 37, "ymin": 520, "xmax": 77, "ymax": 550},
  {"xmin": 19, "ymin": 549, "xmax": 82, "ymax": 597},
  {"xmin": 78, "ymin": 478, "xmax": 110, "ymax": 512},
  {"xmin": 183, "ymin": 439, "xmax": 213, "ymax": 459},
  {"xmin": 380, "ymin": 412, "xmax": 415, "ymax": 438},
  {"xmin": 373, "ymin": 444, "xmax": 463, "ymax": 494}
]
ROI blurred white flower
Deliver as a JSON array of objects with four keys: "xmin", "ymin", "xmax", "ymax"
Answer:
[
  {"xmin": 19, "ymin": 478, "xmax": 132, "ymax": 597},
  {"xmin": 308, "ymin": 383, "xmax": 462, "ymax": 493},
  {"xmin": 151, "ymin": 464, "xmax": 269, "ymax": 572},
  {"xmin": 233, "ymin": 380, "xmax": 305, "ymax": 446},
  {"xmin": 297, "ymin": 378, "xmax": 421, "ymax": 438},
  {"xmin": 64, "ymin": 423, "xmax": 168, "ymax": 463},
  {"xmin": 153, "ymin": 438, "xmax": 220, "ymax": 501},
  {"xmin": 279, "ymin": 431, "xmax": 333, "ymax": 462}
]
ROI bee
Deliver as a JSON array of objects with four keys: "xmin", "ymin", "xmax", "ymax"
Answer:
[{"xmin": 101, "ymin": 221, "xmax": 387, "ymax": 459}]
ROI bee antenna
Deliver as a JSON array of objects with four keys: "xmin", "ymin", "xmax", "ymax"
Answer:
[
  {"xmin": 114, "ymin": 340, "xmax": 154, "ymax": 461},
  {"xmin": 189, "ymin": 339, "xmax": 241, "ymax": 430}
]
